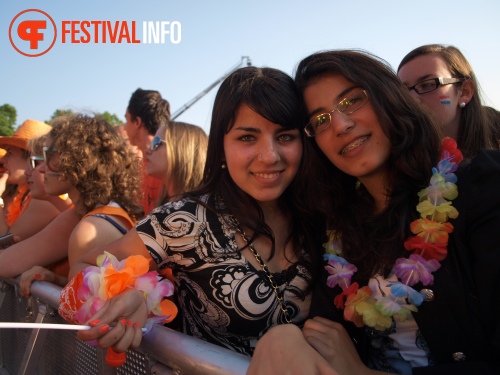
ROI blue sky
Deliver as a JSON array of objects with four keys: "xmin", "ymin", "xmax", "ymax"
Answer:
[{"xmin": 2, "ymin": 0, "xmax": 499, "ymax": 135}]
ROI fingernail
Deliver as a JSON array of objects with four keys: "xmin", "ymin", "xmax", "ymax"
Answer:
[
  {"xmin": 99, "ymin": 325, "xmax": 110, "ymax": 334},
  {"xmin": 134, "ymin": 322, "xmax": 140, "ymax": 327},
  {"xmin": 34, "ymin": 274, "xmax": 41, "ymax": 280},
  {"xmin": 127, "ymin": 321, "xmax": 133, "ymax": 326},
  {"xmin": 120, "ymin": 319, "xmax": 127, "ymax": 325},
  {"xmin": 88, "ymin": 319, "xmax": 101, "ymax": 326}
]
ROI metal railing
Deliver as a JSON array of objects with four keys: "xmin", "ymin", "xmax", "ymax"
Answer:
[{"xmin": 0, "ymin": 278, "xmax": 251, "ymax": 375}]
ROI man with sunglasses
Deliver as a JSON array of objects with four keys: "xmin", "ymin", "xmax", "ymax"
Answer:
[{"xmin": 124, "ymin": 88, "xmax": 171, "ymax": 214}]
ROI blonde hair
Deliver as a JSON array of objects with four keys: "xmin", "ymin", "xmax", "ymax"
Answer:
[
  {"xmin": 162, "ymin": 121, "xmax": 207, "ymax": 200},
  {"xmin": 27, "ymin": 135, "xmax": 46, "ymax": 156}
]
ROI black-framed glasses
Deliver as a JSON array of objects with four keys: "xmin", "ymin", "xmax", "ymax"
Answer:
[
  {"xmin": 29, "ymin": 155, "xmax": 44, "ymax": 171},
  {"xmin": 304, "ymin": 89, "xmax": 369, "ymax": 137},
  {"xmin": 149, "ymin": 136, "xmax": 166, "ymax": 151},
  {"xmin": 407, "ymin": 77, "xmax": 465, "ymax": 94}
]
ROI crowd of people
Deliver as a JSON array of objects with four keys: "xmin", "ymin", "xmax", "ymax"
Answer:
[{"xmin": 1, "ymin": 44, "xmax": 499, "ymax": 374}]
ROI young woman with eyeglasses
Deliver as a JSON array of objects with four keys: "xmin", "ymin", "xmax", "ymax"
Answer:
[
  {"xmin": 66, "ymin": 67, "xmax": 323, "ymax": 357},
  {"xmin": 145, "ymin": 121, "xmax": 207, "ymax": 204},
  {"xmin": 398, "ymin": 44, "xmax": 500, "ymax": 159},
  {"xmin": 248, "ymin": 50, "xmax": 500, "ymax": 375}
]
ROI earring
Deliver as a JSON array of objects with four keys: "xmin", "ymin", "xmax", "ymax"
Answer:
[
  {"xmin": 221, "ymin": 162, "xmax": 226, "ymax": 169},
  {"xmin": 459, "ymin": 102, "xmax": 466, "ymax": 108}
]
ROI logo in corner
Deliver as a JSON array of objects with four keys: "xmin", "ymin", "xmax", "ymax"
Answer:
[{"xmin": 9, "ymin": 9, "xmax": 57, "ymax": 57}]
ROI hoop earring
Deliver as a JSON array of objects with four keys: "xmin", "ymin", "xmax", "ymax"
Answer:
[{"xmin": 459, "ymin": 102, "xmax": 466, "ymax": 108}]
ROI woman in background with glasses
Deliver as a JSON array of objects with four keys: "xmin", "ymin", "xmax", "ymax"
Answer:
[
  {"xmin": 248, "ymin": 49, "xmax": 500, "ymax": 375},
  {"xmin": 398, "ymin": 44, "xmax": 500, "ymax": 159},
  {"xmin": 145, "ymin": 121, "xmax": 207, "ymax": 204}
]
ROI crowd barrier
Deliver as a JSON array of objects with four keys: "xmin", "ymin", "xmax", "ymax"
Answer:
[{"xmin": 0, "ymin": 278, "xmax": 251, "ymax": 375}]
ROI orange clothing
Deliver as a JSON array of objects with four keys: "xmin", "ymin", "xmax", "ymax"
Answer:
[
  {"xmin": 82, "ymin": 205, "xmax": 135, "ymax": 228},
  {"xmin": 5, "ymin": 184, "xmax": 30, "ymax": 226},
  {"xmin": 142, "ymin": 159, "xmax": 164, "ymax": 214}
]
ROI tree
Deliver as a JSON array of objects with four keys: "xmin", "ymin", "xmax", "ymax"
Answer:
[
  {"xmin": 99, "ymin": 111, "xmax": 122, "ymax": 126},
  {"xmin": 47, "ymin": 109, "xmax": 123, "ymax": 125},
  {"xmin": 0, "ymin": 104, "xmax": 17, "ymax": 136},
  {"xmin": 46, "ymin": 109, "xmax": 74, "ymax": 124}
]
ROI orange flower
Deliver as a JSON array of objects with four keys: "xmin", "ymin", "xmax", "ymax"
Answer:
[
  {"xmin": 102, "ymin": 255, "xmax": 151, "ymax": 299},
  {"xmin": 123, "ymin": 255, "xmax": 150, "ymax": 276},
  {"xmin": 156, "ymin": 299, "xmax": 179, "ymax": 323},
  {"xmin": 103, "ymin": 268, "xmax": 136, "ymax": 299},
  {"xmin": 410, "ymin": 218, "xmax": 454, "ymax": 244}
]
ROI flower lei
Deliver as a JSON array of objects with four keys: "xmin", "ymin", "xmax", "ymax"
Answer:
[
  {"xmin": 74, "ymin": 251, "xmax": 177, "ymax": 327},
  {"xmin": 324, "ymin": 137, "xmax": 463, "ymax": 331}
]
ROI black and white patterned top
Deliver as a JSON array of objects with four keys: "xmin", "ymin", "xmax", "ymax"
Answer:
[{"xmin": 136, "ymin": 194, "xmax": 312, "ymax": 355}]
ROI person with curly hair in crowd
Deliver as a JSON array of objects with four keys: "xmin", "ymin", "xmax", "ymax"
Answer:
[{"xmin": 15, "ymin": 114, "xmax": 144, "ymax": 296}]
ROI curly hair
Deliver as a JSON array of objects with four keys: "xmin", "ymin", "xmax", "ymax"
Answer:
[
  {"xmin": 295, "ymin": 50, "xmax": 441, "ymax": 281},
  {"xmin": 47, "ymin": 114, "xmax": 144, "ymax": 220},
  {"xmin": 28, "ymin": 134, "xmax": 46, "ymax": 156},
  {"xmin": 398, "ymin": 44, "xmax": 500, "ymax": 158}
]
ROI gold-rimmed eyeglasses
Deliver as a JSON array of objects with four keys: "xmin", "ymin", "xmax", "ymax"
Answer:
[{"xmin": 304, "ymin": 89, "xmax": 369, "ymax": 137}]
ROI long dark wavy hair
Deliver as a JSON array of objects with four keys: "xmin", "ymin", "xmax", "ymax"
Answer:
[
  {"xmin": 295, "ymin": 50, "xmax": 442, "ymax": 282},
  {"xmin": 190, "ymin": 66, "xmax": 323, "ymax": 272},
  {"xmin": 47, "ymin": 114, "xmax": 144, "ymax": 220},
  {"xmin": 398, "ymin": 44, "xmax": 500, "ymax": 158}
]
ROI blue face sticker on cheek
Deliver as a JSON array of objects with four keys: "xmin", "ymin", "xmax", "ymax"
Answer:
[{"xmin": 440, "ymin": 96, "xmax": 451, "ymax": 105}]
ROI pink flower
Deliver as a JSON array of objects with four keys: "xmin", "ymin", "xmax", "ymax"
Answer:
[
  {"xmin": 325, "ymin": 258, "xmax": 358, "ymax": 290},
  {"xmin": 394, "ymin": 254, "xmax": 441, "ymax": 286}
]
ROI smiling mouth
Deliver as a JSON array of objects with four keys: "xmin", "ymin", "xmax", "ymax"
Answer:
[
  {"xmin": 253, "ymin": 172, "xmax": 281, "ymax": 179},
  {"xmin": 341, "ymin": 136, "xmax": 369, "ymax": 155}
]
